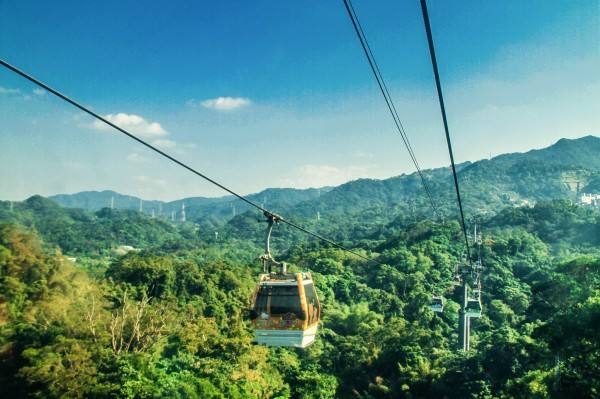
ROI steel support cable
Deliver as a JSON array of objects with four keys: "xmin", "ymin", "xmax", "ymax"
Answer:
[
  {"xmin": 418, "ymin": 0, "xmax": 471, "ymax": 261},
  {"xmin": 344, "ymin": 0, "xmax": 436, "ymax": 214},
  {"xmin": 346, "ymin": 0, "xmax": 424, "ymax": 176},
  {"xmin": 0, "ymin": 58, "xmax": 374, "ymax": 263},
  {"xmin": 342, "ymin": 0, "xmax": 439, "ymax": 218}
]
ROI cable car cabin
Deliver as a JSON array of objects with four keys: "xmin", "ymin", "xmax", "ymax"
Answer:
[
  {"xmin": 252, "ymin": 272, "xmax": 321, "ymax": 348},
  {"xmin": 429, "ymin": 296, "xmax": 444, "ymax": 313},
  {"xmin": 465, "ymin": 298, "xmax": 482, "ymax": 318}
]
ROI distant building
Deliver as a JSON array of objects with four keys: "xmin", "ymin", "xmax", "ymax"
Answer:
[
  {"xmin": 113, "ymin": 245, "xmax": 139, "ymax": 256},
  {"xmin": 579, "ymin": 193, "xmax": 600, "ymax": 207},
  {"xmin": 504, "ymin": 194, "xmax": 534, "ymax": 208},
  {"xmin": 516, "ymin": 199, "xmax": 534, "ymax": 208}
]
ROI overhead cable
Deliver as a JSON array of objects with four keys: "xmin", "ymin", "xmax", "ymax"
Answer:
[
  {"xmin": 0, "ymin": 58, "xmax": 374, "ymax": 263},
  {"xmin": 418, "ymin": 0, "xmax": 471, "ymax": 261},
  {"xmin": 342, "ymin": 0, "xmax": 440, "ymax": 218}
]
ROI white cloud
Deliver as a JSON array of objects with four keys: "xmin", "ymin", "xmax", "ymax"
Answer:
[
  {"xmin": 91, "ymin": 113, "xmax": 169, "ymax": 138},
  {"xmin": 0, "ymin": 86, "xmax": 20, "ymax": 95},
  {"xmin": 354, "ymin": 151, "xmax": 374, "ymax": 159},
  {"xmin": 195, "ymin": 96, "xmax": 251, "ymax": 111},
  {"xmin": 33, "ymin": 88, "xmax": 46, "ymax": 96},
  {"xmin": 126, "ymin": 152, "xmax": 149, "ymax": 163},
  {"xmin": 151, "ymin": 139, "xmax": 176, "ymax": 149},
  {"xmin": 62, "ymin": 161, "xmax": 85, "ymax": 170},
  {"xmin": 279, "ymin": 164, "xmax": 373, "ymax": 188},
  {"xmin": 134, "ymin": 175, "xmax": 168, "ymax": 188}
]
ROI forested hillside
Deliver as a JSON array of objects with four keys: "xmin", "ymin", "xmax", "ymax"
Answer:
[
  {"xmin": 49, "ymin": 136, "xmax": 600, "ymax": 225},
  {"xmin": 50, "ymin": 187, "xmax": 331, "ymax": 227},
  {"xmin": 1, "ymin": 197, "xmax": 599, "ymax": 398},
  {"xmin": 1, "ymin": 137, "xmax": 599, "ymax": 398},
  {"xmin": 0, "ymin": 196, "xmax": 191, "ymax": 255},
  {"xmin": 2, "ymin": 0, "xmax": 597, "ymax": 395}
]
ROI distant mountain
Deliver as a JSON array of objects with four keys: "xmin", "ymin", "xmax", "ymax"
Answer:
[
  {"xmin": 288, "ymin": 135, "xmax": 600, "ymax": 219},
  {"xmin": 49, "ymin": 190, "xmax": 163, "ymax": 213},
  {"xmin": 49, "ymin": 187, "xmax": 332, "ymax": 228},
  {"xmin": 491, "ymin": 135, "xmax": 600, "ymax": 169},
  {"xmin": 2, "ymin": 136, "xmax": 599, "ymax": 253},
  {"xmin": 46, "ymin": 135, "xmax": 600, "ymax": 228},
  {"xmin": 0, "ymin": 195, "xmax": 189, "ymax": 254}
]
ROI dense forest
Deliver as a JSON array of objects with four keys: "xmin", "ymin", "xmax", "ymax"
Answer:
[
  {"xmin": 0, "ymin": 137, "xmax": 599, "ymax": 398},
  {"xmin": 1, "ymin": 195, "xmax": 599, "ymax": 398}
]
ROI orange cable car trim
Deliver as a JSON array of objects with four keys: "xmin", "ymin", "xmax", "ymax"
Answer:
[{"xmin": 296, "ymin": 273, "xmax": 309, "ymax": 330}]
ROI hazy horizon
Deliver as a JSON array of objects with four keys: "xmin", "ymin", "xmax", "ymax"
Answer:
[{"xmin": 4, "ymin": 134, "xmax": 597, "ymax": 203}]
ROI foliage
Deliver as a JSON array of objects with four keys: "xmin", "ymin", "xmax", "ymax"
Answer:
[{"xmin": 1, "ymin": 167, "xmax": 600, "ymax": 398}]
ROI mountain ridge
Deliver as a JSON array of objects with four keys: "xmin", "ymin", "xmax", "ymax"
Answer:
[{"xmin": 41, "ymin": 135, "xmax": 600, "ymax": 223}]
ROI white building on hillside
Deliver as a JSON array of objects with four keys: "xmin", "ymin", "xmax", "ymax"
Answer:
[{"xmin": 579, "ymin": 193, "xmax": 600, "ymax": 207}]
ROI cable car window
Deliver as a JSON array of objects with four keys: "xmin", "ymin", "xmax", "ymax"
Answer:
[
  {"xmin": 254, "ymin": 286, "xmax": 269, "ymax": 314},
  {"xmin": 269, "ymin": 285, "xmax": 304, "ymax": 319}
]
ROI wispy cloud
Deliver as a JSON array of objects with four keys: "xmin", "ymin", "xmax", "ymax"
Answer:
[
  {"xmin": 151, "ymin": 139, "xmax": 176, "ymax": 149},
  {"xmin": 189, "ymin": 96, "xmax": 251, "ymax": 111},
  {"xmin": 354, "ymin": 151, "xmax": 374, "ymax": 159},
  {"xmin": 91, "ymin": 113, "xmax": 169, "ymax": 139},
  {"xmin": 126, "ymin": 152, "xmax": 149, "ymax": 163},
  {"xmin": 61, "ymin": 161, "xmax": 85, "ymax": 170},
  {"xmin": 0, "ymin": 86, "xmax": 20, "ymax": 95},
  {"xmin": 279, "ymin": 164, "xmax": 373, "ymax": 188},
  {"xmin": 134, "ymin": 175, "xmax": 168, "ymax": 188},
  {"xmin": 33, "ymin": 88, "xmax": 46, "ymax": 96}
]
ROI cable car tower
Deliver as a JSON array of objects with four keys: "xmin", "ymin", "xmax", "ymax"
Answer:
[{"xmin": 455, "ymin": 225, "xmax": 483, "ymax": 351}]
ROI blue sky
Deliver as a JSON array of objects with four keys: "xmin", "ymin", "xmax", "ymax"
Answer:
[{"xmin": 1, "ymin": 0, "xmax": 598, "ymax": 200}]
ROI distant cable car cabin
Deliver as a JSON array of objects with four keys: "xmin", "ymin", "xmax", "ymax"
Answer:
[
  {"xmin": 465, "ymin": 297, "xmax": 482, "ymax": 318},
  {"xmin": 466, "ymin": 279, "xmax": 483, "ymax": 318},
  {"xmin": 429, "ymin": 295, "xmax": 444, "ymax": 313},
  {"xmin": 251, "ymin": 213, "xmax": 321, "ymax": 348}
]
